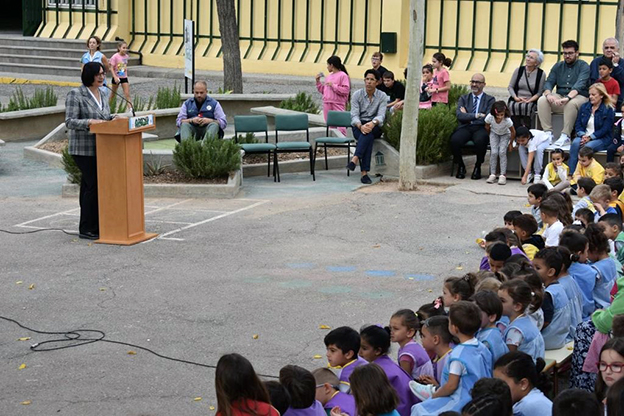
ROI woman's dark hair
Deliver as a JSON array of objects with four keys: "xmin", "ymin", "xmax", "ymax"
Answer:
[
  {"xmin": 391, "ymin": 309, "xmax": 420, "ymax": 332},
  {"xmin": 559, "ymin": 231, "xmax": 589, "ymax": 261},
  {"xmin": 552, "ymin": 388, "xmax": 602, "ymax": 416},
  {"xmin": 472, "ymin": 290, "xmax": 503, "ymax": 321},
  {"xmin": 349, "ymin": 363, "xmax": 399, "ymax": 416},
  {"xmin": 264, "ymin": 381, "xmax": 291, "ymax": 416},
  {"xmin": 490, "ymin": 100, "xmax": 511, "ymax": 118},
  {"xmin": 494, "ymin": 351, "xmax": 551, "ymax": 394},
  {"xmin": 509, "ymin": 267, "xmax": 543, "ymax": 313},
  {"xmin": 534, "ymin": 247, "xmax": 564, "ymax": 276},
  {"xmin": 585, "ymin": 223, "xmax": 611, "ymax": 255},
  {"xmin": 433, "ymin": 52, "xmax": 452, "ymax": 67},
  {"xmin": 421, "ymin": 316, "xmax": 456, "ymax": 344},
  {"xmin": 81, "ymin": 62, "xmax": 105, "ymax": 87},
  {"xmin": 422, "ymin": 64, "xmax": 433, "ymax": 73},
  {"xmin": 327, "ymin": 55, "xmax": 348, "ymax": 76},
  {"xmin": 543, "ymin": 191, "xmax": 573, "ymax": 225},
  {"xmin": 606, "ymin": 376, "xmax": 624, "ymax": 416},
  {"xmin": 444, "ymin": 274, "xmax": 478, "ymax": 301},
  {"xmin": 416, "ymin": 300, "xmax": 446, "ymax": 324},
  {"xmin": 360, "ymin": 325, "xmax": 391, "ymax": 355},
  {"xmin": 279, "ymin": 365, "xmax": 316, "ymax": 408},
  {"xmin": 595, "ymin": 338, "xmax": 624, "ymax": 401},
  {"xmin": 216, "ymin": 353, "xmax": 271, "ymax": 416},
  {"xmin": 86, "ymin": 35, "xmax": 102, "ymax": 50},
  {"xmin": 461, "ymin": 395, "xmax": 509, "ymax": 416}
]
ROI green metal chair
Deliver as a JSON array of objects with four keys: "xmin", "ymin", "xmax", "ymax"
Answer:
[
  {"xmin": 274, "ymin": 114, "xmax": 315, "ymax": 182},
  {"xmin": 313, "ymin": 111, "xmax": 355, "ymax": 176},
  {"xmin": 234, "ymin": 115, "xmax": 275, "ymax": 178}
]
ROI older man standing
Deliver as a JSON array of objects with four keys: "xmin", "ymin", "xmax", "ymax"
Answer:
[
  {"xmin": 590, "ymin": 37, "xmax": 624, "ymax": 110},
  {"xmin": 537, "ymin": 40, "xmax": 590, "ymax": 147},
  {"xmin": 450, "ymin": 73, "xmax": 496, "ymax": 180},
  {"xmin": 176, "ymin": 80, "xmax": 227, "ymax": 142}
]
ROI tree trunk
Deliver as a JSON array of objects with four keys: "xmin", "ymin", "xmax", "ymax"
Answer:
[
  {"xmin": 216, "ymin": 0, "xmax": 243, "ymax": 93},
  {"xmin": 398, "ymin": 0, "xmax": 425, "ymax": 191}
]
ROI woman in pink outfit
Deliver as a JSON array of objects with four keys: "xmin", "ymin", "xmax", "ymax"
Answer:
[{"xmin": 315, "ymin": 56, "xmax": 351, "ymax": 135}]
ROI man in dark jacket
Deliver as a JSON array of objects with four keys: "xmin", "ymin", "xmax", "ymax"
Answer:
[{"xmin": 176, "ymin": 80, "xmax": 227, "ymax": 142}]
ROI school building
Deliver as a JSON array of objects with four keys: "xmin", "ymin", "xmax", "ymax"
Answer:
[{"xmin": 4, "ymin": 0, "xmax": 619, "ymax": 87}]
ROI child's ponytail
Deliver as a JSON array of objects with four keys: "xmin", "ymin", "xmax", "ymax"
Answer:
[
  {"xmin": 534, "ymin": 358, "xmax": 553, "ymax": 394},
  {"xmin": 559, "ymin": 231, "xmax": 588, "ymax": 262},
  {"xmin": 585, "ymin": 223, "xmax": 610, "ymax": 255},
  {"xmin": 511, "ymin": 267, "xmax": 544, "ymax": 313},
  {"xmin": 433, "ymin": 52, "xmax": 452, "ymax": 68}
]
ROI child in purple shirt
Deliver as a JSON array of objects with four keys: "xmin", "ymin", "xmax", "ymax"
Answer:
[
  {"xmin": 312, "ymin": 368, "xmax": 356, "ymax": 416},
  {"xmin": 280, "ymin": 365, "xmax": 327, "ymax": 416},
  {"xmin": 389, "ymin": 309, "xmax": 434, "ymax": 379},
  {"xmin": 324, "ymin": 326, "xmax": 368, "ymax": 393}
]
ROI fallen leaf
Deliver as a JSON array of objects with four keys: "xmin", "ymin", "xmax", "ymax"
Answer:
[
  {"xmin": 428, "ymin": 289, "xmax": 432, "ymax": 293},
  {"xmin": 194, "ymin": 397, "xmax": 202, "ymax": 402},
  {"xmin": 455, "ymin": 266, "xmax": 463, "ymax": 270},
  {"xmin": 408, "ymin": 277, "xmax": 415, "ymax": 280},
  {"xmin": 17, "ymin": 337, "xmax": 30, "ymax": 341},
  {"xmin": 28, "ymin": 284, "xmax": 35, "ymax": 290},
  {"xmin": 252, "ymin": 334, "xmax": 259, "ymax": 339},
  {"xmin": 127, "ymin": 351, "xmax": 137, "ymax": 355},
  {"xmin": 88, "ymin": 243, "xmax": 93, "ymax": 247},
  {"xmin": 313, "ymin": 355, "xmax": 323, "ymax": 359},
  {"xmin": 99, "ymin": 288, "xmax": 107, "ymax": 291},
  {"xmin": 16, "ymin": 281, "xmax": 23, "ymax": 285},
  {"xmin": 21, "ymin": 401, "xmax": 31, "ymax": 405},
  {"xmin": 319, "ymin": 325, "xmax": 331, "ymax": 330},
  {"xmin": 567, "ymin": 346, "xmax": 573, "ymax": 350},
  {"xmin": 210, "ymin": 406, "xmax": 216, "ymax": 411},
  {"xmin": 18, "ymin": 364, "xmax": 26, "ymax": 370},
  {"xmin": 372, "ymin": 244, "xmax": 381, "ymax": 248}
]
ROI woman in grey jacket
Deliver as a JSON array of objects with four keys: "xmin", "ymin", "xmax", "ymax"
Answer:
[{"xmin": 65, "ymin": 62, "xmax": 114, "ymax": 240}]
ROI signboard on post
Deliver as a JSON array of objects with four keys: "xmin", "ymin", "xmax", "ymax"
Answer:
[{"xmin": 184, "ymin": 19, "xmax": 195, "ymax": 94}]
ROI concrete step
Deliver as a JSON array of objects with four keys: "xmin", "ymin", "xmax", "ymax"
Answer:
[
  {"xmin": 0, "ymin": 53, "xmax": 140, "ymax": 68},
  {"xmin": 0, "ymin": 35, "xmax": 118, "ymax": 50},
  {"xmin": 0, "ymin": 62, "xmax": 82, "ymax": 76},
  {"xmin": 0, "ymin": 45, "xmax": 119, "ymax": 59}
]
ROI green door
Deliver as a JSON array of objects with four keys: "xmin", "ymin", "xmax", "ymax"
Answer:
[{"xmin": 22, "ymin": 0, "xmax": 43, "ymax": 36}]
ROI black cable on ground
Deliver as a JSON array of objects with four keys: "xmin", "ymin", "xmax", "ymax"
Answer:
[
  {"xmin": 0, "ymin": 316, "xmax": 279, "ymax": 379},
  {"xmin": 0, "ymin": 228, "xmax": 78, "ymax": 236}
]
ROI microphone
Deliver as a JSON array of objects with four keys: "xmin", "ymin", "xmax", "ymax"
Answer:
[{"xmin": 105, "ymin": 85, "xmax": 135, "ymax": 117}]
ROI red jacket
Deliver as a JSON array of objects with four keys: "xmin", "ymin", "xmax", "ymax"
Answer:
[{"xmin": 217, "ymin": 399, "xmax": 280, "ymax": 416}]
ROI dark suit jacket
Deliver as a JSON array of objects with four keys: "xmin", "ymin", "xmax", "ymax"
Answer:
[{"xmin": 455, "ymin": 92, "xmax": 496, "ymax": 128}]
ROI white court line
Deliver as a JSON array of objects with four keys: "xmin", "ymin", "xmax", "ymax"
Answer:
[
  {"xmin": 144, "ymin": 199, "xmax": 193, "ymax": 215},
  {"xmin": 160, "ymin": 237, "xmax": 185, "ymax": 241},
  {"xmin": 145, "ymin": 200, "xmax": 268, "ymax": 242},
  {"xmin": 15, "ymin": 208, "xmax": 81, "ymax": 228},
  {"xmin": 145, "ymin": 220, "xmax": 193, "ymax": 225}
]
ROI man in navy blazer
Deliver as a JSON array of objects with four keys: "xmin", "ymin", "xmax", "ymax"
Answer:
[{"xmin": 450, "ymin": 73, "xmax": 496, "ymax": 179}]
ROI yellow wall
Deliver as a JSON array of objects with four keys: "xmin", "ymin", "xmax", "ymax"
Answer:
[{"xmin": 36, "ymin": 0, "xmax": 618, "ymax": 87}]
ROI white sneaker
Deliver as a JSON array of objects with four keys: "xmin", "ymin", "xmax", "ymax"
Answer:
[
  {"xmin": 553, "ymin": 133, "xmax": 571, "ymax": 147},
  {"xmin": 486, "ymin": 174, "xmax": 496, "ymax": 184},
  {"xmin": 534, "ymin": 174, "xmax": 542, "ymax": 183},
  {"xmin": 409, "ymin": 380, "xmax": 436, "ymax": 401},
  {"xmin": 527, "ymin": 173, "xmax": 534, "ymax": 184},
  {"xmin": 498, "ymin": 175, "xmax": 507, "ymax": 185},
  {"xmin": 547, "ymin": 131, "xmax": 554, "ymax": 144}
]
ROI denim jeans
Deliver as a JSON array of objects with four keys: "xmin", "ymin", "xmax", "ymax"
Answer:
[{"xmin": 352, "ymin": 125, "xmax": 382, "ymax": 172}]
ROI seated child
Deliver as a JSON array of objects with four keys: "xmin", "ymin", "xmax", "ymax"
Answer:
[
  {"xmin": 324, "ymin": 327, "xmax": 367, "ymax": 393},
  {"xmin": 418, "ymin": 316, "xmax": 455, "ymax": 385},
  {"xmin": 487, "ymin": 243, "xmax": 512, "ymax": 273},
  {"xmin": 312, "ymin": 368, "xmax": 356, "ymax": 416},
  {"xmin": 389, "ymin": 309, "xmax": 434, "ymax": 379},
  {"xmin": 539, "ymin": 198, "xmax": 564, "ymax": 247},
  {"xmin": 493, "ymin": 351, "xmax": 552, "ymax": 416},
  {"xmin": 598, "ymin": 58, "xmax": 621, "ymax": 103},
  {"xmin": 473, "ymin": 290, "xmax": 509, "ymax": 362},
  {"xmin": 590, "ymin": 184, "xmax": 617, "ymax": 222},
  {"xmin": 498, "ymin": 280, "xmax": 545, "ymax": 360},
  {"xmin": 409, "ymin": 302, "xmax": 492, "ymax": 415},
  {"xmin": 551, "ymin": 389, "xmax": 602, "ymax": 416},
  {"xmin": 468, "ymin": 378, "xmax": 512, "ymax": 416},
  {"xmin": 604, "ymin": 176, "xmax": 624, "ymax": 222},
  {"xmin": 416, "ymin": 301, "xmax": 446, "ymax": 326},
  {"xmin": 583, "ymin": 314, "xmax": 624, "ymax": 376},
  {"xmin": 572, "ymin": 177, "xmax": 597, "ymax": 216},
  {"xmin": 595, "ymin": 338, "xmax": 624, "ymax": 404},
  {"xmin": 527, "ymin": 183, "xmax": 548, "ymax": 229},
  {"xmin": 542, "ymin": 148, "xmax": 569, "ymax": 191},
  {"xmin": 264, "ymin": 381, "xmax": 291, "ymax": 416},
  {"xmin": 512, "ymin": 214, "xmax": 545, "ymax": 260},
  {"xmin": 348, "ymin": 364, "xmax": 401, "ymax": 416},
  {"xmin": 586, "ymin": 223, "xmax": 618, "ymax": 310},
  {"xmin": 359, "ymin": 325, "xmax": 416, "ymax": 416},
  {"xmin": 503, "ymin": 210, "xmax": 523, "ymax": 230},
  {"xmin": 604, "ymin": 161, "xmax": 623, "ymax": 180},
  {"xmin": 559, "ymin": 230, "xmax": 598, "ymax": 319},
  {"xmin": 571, "ymin": 146, "xmax": 605, "ymax": 195},
  {"xmin": 280, "ymin": 365, "xmax": 326, "ymax": 416},
  {"xmin": 514, "ymin": 127, "xmax": 552, "ymax": 185},
  {"xmin": 510, "ymin": 267, "xmax": 546, "ymax": 331},
  {"xmin": 575, "ymin": 208, "xmax": 595, "ymax": 227},
  {"xmin": 533, "ymin": 248, "xmax": 574, "ymax": 349},
  {"xmin": 442, "ymin": 274, "xmax": 477, "ymax": 308},
  {"xmin": 599, "ymin": 213, "xmax": 624, "ymax": 264}
]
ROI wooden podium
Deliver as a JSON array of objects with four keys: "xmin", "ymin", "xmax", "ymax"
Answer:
[{"xmin": 90, "ymin": 116, "xmax": 158, "ymax": 245}]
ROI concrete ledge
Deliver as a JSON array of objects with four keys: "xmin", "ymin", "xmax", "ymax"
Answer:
[
  {"xmin": 0, "ymin": 139, "xmax": 5, "ymax": 146},
  {"xmin": 24, "ymin": 145, "xmax": 63, "ymax": 167},
  {"xmin": 250, "ymin": 106, "xmax": 326, "ymax": 128},
  {"xmin": 62, "ymin": 170, "xmax": 241, "ymax": 199},
  {"xmin": 0, "ymin": 105, "xmax": 65, "ymax": 142}
]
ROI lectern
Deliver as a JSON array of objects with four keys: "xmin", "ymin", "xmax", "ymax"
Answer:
[{"xmin": 90, "ymin": 115, "xmax": 158, "ymax": 245}]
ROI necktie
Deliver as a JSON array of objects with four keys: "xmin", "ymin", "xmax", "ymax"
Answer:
[{"xmin": 472, "ymin": 95, "xmax": 479, "ymax": 114}]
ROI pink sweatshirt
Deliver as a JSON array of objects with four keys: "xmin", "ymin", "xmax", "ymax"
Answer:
[{"xmin": 316, "ymin": 71, "xmax": 350, "ymax": 104}]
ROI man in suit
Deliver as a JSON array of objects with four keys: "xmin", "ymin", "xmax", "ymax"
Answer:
[{"xmin": 450, "ymin": 73, "xmax": 496, "ymax": 179}]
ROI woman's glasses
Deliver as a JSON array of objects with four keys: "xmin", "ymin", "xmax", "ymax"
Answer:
[{"xmin": 598, "ymin": 361, "xmax": 624, "ymax": 373}]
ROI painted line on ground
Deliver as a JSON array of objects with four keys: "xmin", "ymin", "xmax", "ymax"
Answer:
[
  {"xmin": 15, "ymin": 208, "xmax": 81, "ymax": 228},
  {"xmin": 144, "ymin": 199, "xmax": 193, "ymax": 215}
]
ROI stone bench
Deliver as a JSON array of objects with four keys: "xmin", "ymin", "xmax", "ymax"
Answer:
[{"xmin": 180, "ymin": 94, "xmax": 295, "ymax": 124}]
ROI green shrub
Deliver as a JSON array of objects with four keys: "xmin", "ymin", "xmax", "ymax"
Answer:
[
  {"xmin": 235, "ymin": 132, "xmax": 259, "ymax": 144},
  {"xmin": 61, "ymin": 147, "xmax": 82, "ymax": 184},
  {"xmin": 279, "ymin": 92, "xmax": 320, "ymax": 114},
  {"xmin": 109, "ymin": 94, "xmax": 127, "ymax": 114},
  {"xmin": 155, "ymin": 83, "xmax": 181, "ymax": 109},
  {"xmin": 132, "ymin": 94, "xmax": 154, "ymax": 112},
  {"xmin": 173, "ymin": 136, "xmax": 241, "ymax": 179},
  {"xmin": 448, "ymin": 84, "xmax": 470, "ymax": 108},
  {"xmin": 383, "ymin": 105, "xmax": 457, "ymax": 165},
  {"xmin": 0, "ymin": 87, "xmax": 57, "ymax": 112}
]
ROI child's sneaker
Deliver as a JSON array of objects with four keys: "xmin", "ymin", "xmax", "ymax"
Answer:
[
  {"xmin": 409, "ymin": 380, "xmax": 436, "ymax": 401},
  {"xmin": 486, "ymin": 174, "xmax": 496, "ymax": 184},
  {"xmin": 534, "ymin": 174, "xmax": 542, "ymax": 183},
  {"xmin": 526, "ymin": 173, "xmax": 534, "ymax": 184},
  {"xmin": 553, "ymin": 133, "xmax": 571, "ymax": 147},
  {"xmin": 498, "ymin": 175, "xmax": 507, "ymax": 185}
]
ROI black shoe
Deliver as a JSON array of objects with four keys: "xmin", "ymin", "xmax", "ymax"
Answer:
[
  {"xmin": 347, "ymin": 161, "xmax": 356, "ymax": 171},
  {"xmin": 456, "ymin": 165, "xmax": 466, "ymax": 179},
  {"xmin": 471, "ymin": 165, "xmax": 482, "ymax": 180},
  {"xmin": 361, "ymin": 175, "xmax": 372, "ymax": 184},
  {"xmin": 79, "ymin": 231, "xmax": 99, "ymax": 240}
]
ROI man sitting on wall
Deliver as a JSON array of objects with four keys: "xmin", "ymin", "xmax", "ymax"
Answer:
[{"xmin": 176, "ymin": 80, "xmax": 227, "ymax": 142}]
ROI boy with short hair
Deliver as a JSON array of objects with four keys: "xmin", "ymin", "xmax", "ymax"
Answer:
[
  {"xmin": 571, "ymin": 147, "xmax": 605, "ymax": 194},
  {"xmin": 512, "ymin": 214, "xmax": 545, "ymax": 260},
  {"xmin": 590, "ymin": 184, "xmax": 618, "ymax": 221},
  {"xmin": 488, "ymin": 243, "xmax": 512, "ymax": 273},
  {"xmin": 503, "ymin": 210, "xmax": 523, "ymax": 230},
  {"xmin": 527, "ymin": 183, "xmax": 548, "ymax": 229},
  {"xmin": 280, "ymin": 365, "xmax": 327, "ymax": 416},
  {"xmin": 604, "ymin": 176, "xmax": 624, "ymax": 221},
  {"xmin": 598, "ymin": 213, "xmax": 624, "ymax": 264},
  {"xmin": 514, "ymin": 127, "xmax": 552, "ymax": 185},
  {"xmin": 312, "ymin": 368, "xmax": 356, "ymax": 416},
  {"xmin": 418, "ymin": 316, "xmax": 455, "ymax": 386},
  {"xmin": 323, "ymin": 326, "xmax": 367, "ymax": 393},
  {"xmin": 379, "ymin": 71, "xmax": 406, "ymax": 109},
  {"xmin": 540, "ymin": 199, "xmax": 564, "ymax": 247},
  {"xmin": 604, "ymin": 162, "xmax": 623, "ymax": 180},
  {"xmin": 572, "ymin": 177, "xmax": 597, "ymax": 216},
  {"xmin": 598, "ymin": 58, "xmax": 621, "ymax": 104}
]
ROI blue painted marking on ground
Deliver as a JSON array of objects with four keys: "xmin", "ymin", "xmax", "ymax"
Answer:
[
  {"xmin": 365, "ymin": 270, "xmax": 396, "ymax": 277},
  {"xmin": 326, "ymin": 266, "xmax": 357, "ymax": 272},
  {"xmin": 318, "ymin": 285, "xmax": 352, "ymax": 294},
  {"xmin": 359, "ymin": 291, "xmax": 394, "ymax": 299},
  {"xmin": 280, "ymin": 280, "xmax": 314, "ymax": 289},
  {"xmin": 405, "ymin": 274, "xmax": 435, "ymax": 281},
  {"xmin": 243, "ymin": 276, "xmax": 272, "ymax": 283},
  {"xmin": 286, "ymin": 263, "xmax": 316, "ymax": 269}
]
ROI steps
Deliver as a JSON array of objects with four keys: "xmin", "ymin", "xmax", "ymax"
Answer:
[{"xmin": 0, "ymin": 36, "xmax": 140, "ymax": 77}]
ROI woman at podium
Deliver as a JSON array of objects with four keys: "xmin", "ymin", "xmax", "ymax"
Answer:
[{"xmin": 65, "ymin": 62, "xmax": 114, "ymax": 240}]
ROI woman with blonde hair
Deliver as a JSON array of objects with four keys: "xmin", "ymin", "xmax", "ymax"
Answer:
[{"xmin": 567, "ymin": 82, "xmax": 615, "ymax": 174}]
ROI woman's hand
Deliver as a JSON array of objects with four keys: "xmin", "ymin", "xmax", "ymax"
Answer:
[
  {"xmin": 88, "ymin": 119, "xmax": 105, "ymax": 126},
  {"xmin": 315, "ymin": 74, "xmax": 321, "ymax": 83},
  {"xmin": 580, "ymin": 135, "xmax": 591, "ymax": 145},
  {"xmin": 618, "ymin": 145, "xmax": 624, "ymax": 153}
]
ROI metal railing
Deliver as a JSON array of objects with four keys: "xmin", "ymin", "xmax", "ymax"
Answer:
[{"xmin": 41, "ymin": 0, "xmax": 116, "ymax": 39}]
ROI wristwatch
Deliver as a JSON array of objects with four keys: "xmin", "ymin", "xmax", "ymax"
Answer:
[{"xmin": 372, "ymin": 119, "xmax": 378, "ymax": 125}]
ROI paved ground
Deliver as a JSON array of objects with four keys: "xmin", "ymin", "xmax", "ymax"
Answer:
[{"xmin": 0, "ymin": 137, "xmax": 529, "ymax": 415}]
